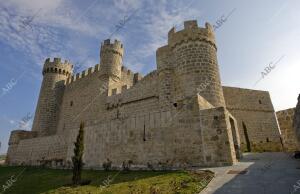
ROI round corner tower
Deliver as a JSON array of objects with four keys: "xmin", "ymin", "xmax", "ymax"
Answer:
[
  {"xmin": 168, "ymin": 20, "xmax": 225, "ymax": 107},
  {"xmin": 100, "ymin": 39, "xmax": 124, "ymax": 80},
  {"xmin": 32, "ymin": 58, "xmax": 73, "ymax": 136}
]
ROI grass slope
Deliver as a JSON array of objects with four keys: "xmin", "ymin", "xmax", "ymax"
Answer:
[
  {"xmin": 0, "ymin": 166, "xmax": 213, "ymax": 194},
  {"xmin": 0, "ymin": 155, "xmax": 6, "ymax": 160}
]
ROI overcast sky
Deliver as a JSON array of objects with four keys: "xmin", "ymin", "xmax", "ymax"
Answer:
[{"xmin": 0, "ymin": 0, "xmax": 299, "ymax": 154}]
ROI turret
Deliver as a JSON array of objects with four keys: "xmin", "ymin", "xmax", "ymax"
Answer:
[
  {"xmin": 31, "ymin": 58, "xmax": 73, "ymax": 136},
  {"xmin": 163, "ymin": 20, "xmax": 225, "ymax": 107},
  {"xmin": 157, "ymin": 45, "xmax": 173, "ymax": 109},
  {"xmin": 100, "ymin": 39, "xmax": 124, "ymax": 79}
]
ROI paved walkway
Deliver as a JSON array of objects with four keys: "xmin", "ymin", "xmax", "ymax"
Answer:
[{"xmin": 200, "ymin": 152, "xmax": 300, "ymax": 194}]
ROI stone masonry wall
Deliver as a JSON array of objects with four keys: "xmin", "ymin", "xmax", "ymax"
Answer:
[
  {"xmin": 167, "ymin": 21, "xmax": 225, "ymax": 108},
  {"xmin": 276, "ymin": 108, "xmax": 299, "ymax": 152},
  {"xmin": 64, "ymin": 101, "xmax": 237, "ymax": 169},
  {"xmin": 7, "ymin": 135, "xmax": 67, "ymax": 166},
  {"xmin": 32, "ymin": 58, "xmax": 72, "ymax": 136},
  {"xmin": 294, "ymin": 94, "xmax": 300, "ymax": 147},
  {"xmin": 223, "ymin": 86, "xmax": 282, "ymax": 152},
  {"xmin": 199, "ymin": 107, "xmax": 238, "ymax": 166},
  {"xmin": 7, "ymin": 20, "xmax": 282, "ymax": 168}
]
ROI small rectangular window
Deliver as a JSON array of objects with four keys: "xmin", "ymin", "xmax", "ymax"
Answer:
[
  {"xmin": 122, "ymin": 85, "xmax": 127, "ymax": 92},
  {"xmin": 112, "ymin": 88, "xmax": 117, "ymax": 95}
]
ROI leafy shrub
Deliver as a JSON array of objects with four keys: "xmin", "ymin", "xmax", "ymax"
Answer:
[
  {"xmin": 122, "ymin": 160, "xmax": 133, "ymax": 171},
  {"xmin": 102, "ymin": 159, "xmax": 112, "ymax": 171},
  {"xmin": 147, "ymin": 162, "xmax": 155, "ymax": 171}
]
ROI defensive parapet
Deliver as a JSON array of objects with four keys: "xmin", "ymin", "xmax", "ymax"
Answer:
[
  {"xmin": 168, "ymin": 20, "xmax": 216, "ymax": 50},
  {"xmin": 8, "ymin": 130, "xmax": 38, "ymax": 146},
  {"xmin": 32, "ymin": 58, "xmax": 72, "ymax": 136},
  {"xmin": 100, "ymin": 39, "xmax": 124, "ymax": 79},
  {"xmin": 166, "ymin": 20, "xmax": 225, "ymax": 107},
  {"xmin": 66, "ymin": 64, "xmax": 101, "ymax": 84},
  {"xmin": 43, "ymin": 58, "xmax": 73, "ymax": 76}
]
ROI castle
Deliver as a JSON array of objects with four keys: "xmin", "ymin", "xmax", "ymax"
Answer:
[{"xmin": 6, "ymin": 20, "xmax": 282, "ymax": 169}]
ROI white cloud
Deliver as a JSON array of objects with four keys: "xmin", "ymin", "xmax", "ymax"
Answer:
[
  {"xmin": 0, "ymin": 4, "xmax": 66, "ymax": 65},
  {"xmin": 120, "ymin": 0, "xmax": 202, "ymax": 72},
  {"xmin": 3, "ymin": 0, "xmax": 63, "ymax": 13},
  {"xmin": 0, "ymin": 0, "xmax": 111, "ymax": 67},
  {"xmin": 9, "ymin": 120, "xmax": 15, "ymax": 125},
  {"xmin": 113, "ymin": 0, "xmax": 141, "ymax": 11},
  {"xmin": 18, "ymin": 120, "xmax": 32, "ymax": 130},
  {"xmin": 0, "ymin": 0, "xmax": 203, "ymax": 76}
]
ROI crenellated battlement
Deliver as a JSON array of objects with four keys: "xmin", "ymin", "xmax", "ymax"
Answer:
[
  {"xmin": 168, "ymin": 20, "xmax": 216, "ymax": 50},
  {"xmin": 276, "ymin": 108, "xmax": 295, "ymax": 117},
  {"xmin": 7, "ymin": 19, "xmax": 283, "ymax": 169},
  {"xmin": 100, "ymin": 39, "xmax": 124, "ymax": 79},
  {"xmin": 109, "ymin": 70, "xmax": 156, "ymax": 97},
  {"xmin": 100, "ymin": 39, "xmax": 124, "ymax": 57},
  {"xmin": 66, "ymin": 64, "xmax": 137, "ymax": 85},
  {"xmin": 140, "ymin": 70, "xmax": 157, "ymax": 81},
  {"xmin": 43, "ymin": 57, "xmax": 73, "ymax": 76},
  {"xmin": 107, "ymin": 70, "xmax": 158, "ymax": 109},
  {"xmin": 8, "ymin": 130, "xmax": 37, "ymax": 145},
  {"xmin": 121, "ymin": 66, "xmax": 134, "ymax": 76},
  {"xmin": 66, "ymin": 64, "xmax": 101, "ymax": 84}
]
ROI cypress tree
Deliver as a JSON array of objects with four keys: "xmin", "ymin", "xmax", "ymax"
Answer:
[{"xmin": 72, "ymin": 122, "xmax": 85, "ymax": 185}]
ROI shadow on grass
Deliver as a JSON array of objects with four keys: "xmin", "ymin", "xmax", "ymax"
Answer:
[{"xmin": 0, "ymin": 166, "xmax": 177, "ymax": 194}]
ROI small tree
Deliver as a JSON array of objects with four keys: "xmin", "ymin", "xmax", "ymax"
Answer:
[{"xmin": 72, "ymin": 122, "xmax": 85, "ymax": 185}]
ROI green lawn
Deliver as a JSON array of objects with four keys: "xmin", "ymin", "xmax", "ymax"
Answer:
[
  {"xmin": 0, "ymin": 166, "xmax": 213, "ymax": 194},
  {"xmin": 0, "ymin": 155, "xmax": 5, "ymax": 160}
]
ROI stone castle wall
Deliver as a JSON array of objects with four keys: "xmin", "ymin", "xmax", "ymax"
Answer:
[
  {"xmin": 223, "ymin": 86, "xmax": 282, "ymax": 152},
  {"xmin": 8, "ymin": 72, "xmax": 238, "ymax": 168},
  {"xmin": 7, "ymin": 134, "xmax": 67, "ymax": 167},
  {"xmin": 293, "ymin": 94, "xmax": 300, "ymax": 147},
  {"xmin": 276, "ymin": 108, "xmax": 299, "ymax": 152},
  {"xmin": 67, "ymin": 104, "xmax": 238, "ymax": 168},
  {"xmin": 6, "ymin": 20, "xmax": 281, "ymax": 168},
  {"xmin": 32, "ymin": 58, "xmax": 72, "ymax": 136},
  {"xmin": 163, "ymin": 21, "xmax": 225, "ymax": 108}
]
